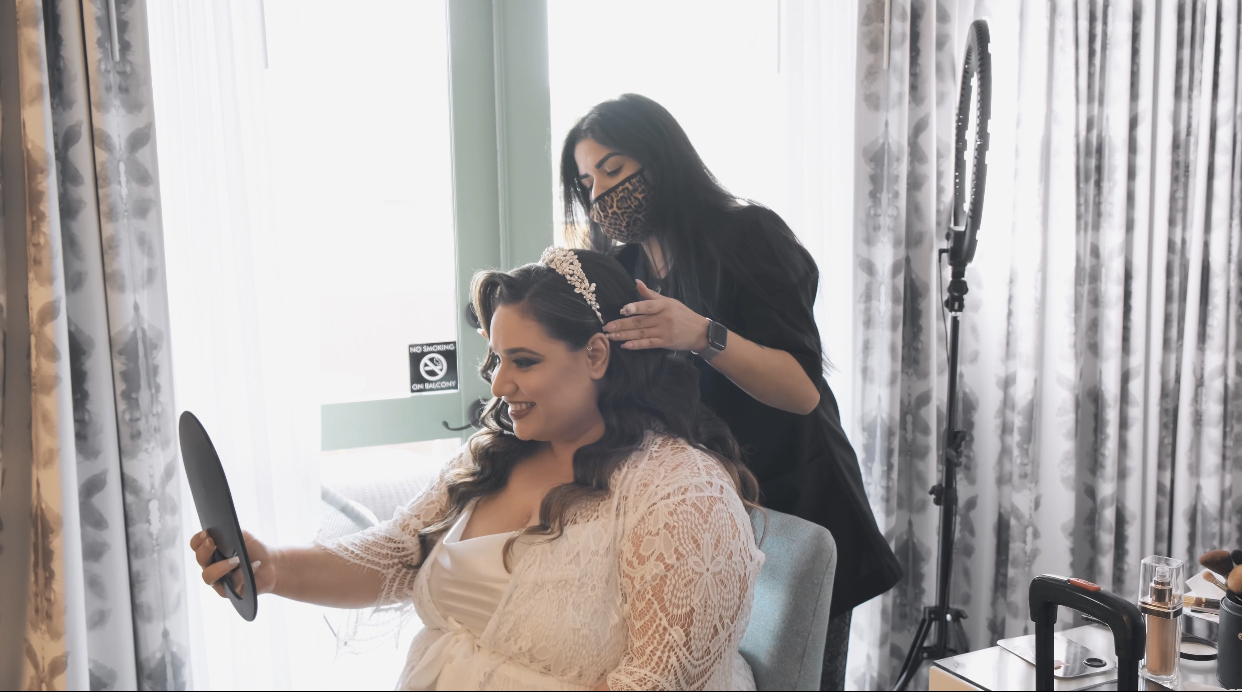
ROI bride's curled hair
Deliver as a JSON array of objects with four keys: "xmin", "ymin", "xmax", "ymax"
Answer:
[{"xmin": 416, "ymin": 249, "xmax": 760, "ymax": 567}]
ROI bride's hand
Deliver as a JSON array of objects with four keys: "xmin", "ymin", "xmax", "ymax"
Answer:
[
  {"xmin": 190, "ymin": 529, "xmax": 277, "ymax": 598},
  {"xmin": 603, "ymin": 280, "xmax": 710, "ymax": 352}
]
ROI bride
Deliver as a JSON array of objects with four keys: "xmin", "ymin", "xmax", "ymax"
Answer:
[{"xmin": 190, "ymin": 248, "xmax": 765, "ymax": 690}]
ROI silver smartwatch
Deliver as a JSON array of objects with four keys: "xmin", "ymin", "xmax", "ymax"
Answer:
[{"xmin": 693, "ymin": 318, "xmax": 728, "ymax": 362}]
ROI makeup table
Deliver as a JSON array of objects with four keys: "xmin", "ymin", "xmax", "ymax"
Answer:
[{"xmin": 928, "ymin": 623, "xmax": 1228, "ymax": 691}]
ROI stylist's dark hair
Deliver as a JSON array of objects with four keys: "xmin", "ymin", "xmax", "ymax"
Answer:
[
  {"xmin": 559, "ymin": 93, "xmax": 822, "ymax": 375},
  {"xmin": 560, "ymin": 94, "xmax": 736, "ymax": 314},
  {"xmin": 414, "ymin": 249, "xmax": 760, "ymax": 569}
]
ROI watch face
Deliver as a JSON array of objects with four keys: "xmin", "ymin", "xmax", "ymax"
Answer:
[{"xmin": 708, "ymin": 321, "xmax": 727, "ymax": 351}]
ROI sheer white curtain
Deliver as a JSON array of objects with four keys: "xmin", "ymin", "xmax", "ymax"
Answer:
[
  {"xmin": 150, "ymin": 0, "xmax": 465, "ymax": 687},
  {"xmin": 147, "ymin": 2, "xmax": 331, "ymax": 689},
  {"xmin": 777, "ymin": 0, "xmax": 859, "ymax": 430}
]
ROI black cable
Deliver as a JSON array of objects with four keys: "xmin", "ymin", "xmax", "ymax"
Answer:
[{"xmin": 938, "ymin": 248, "xmax": 951, "ymax": 374}]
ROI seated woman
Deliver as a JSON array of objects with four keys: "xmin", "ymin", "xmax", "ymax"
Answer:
[{"xmin": 190, "ymin": 248, "xmax": 764, "ymax": 690}]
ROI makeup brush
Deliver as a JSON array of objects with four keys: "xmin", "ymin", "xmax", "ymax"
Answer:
[
  {"xmin": 1204, "ymin": 570, "xmax": 1230, "ymax": 592},
  {"xmin": 1233, "ymin": 549, "xmax": 1242, "ymax": 566},
  {"xmin": 1200, "ymin": 550, "xmax": 1234, "ymax": 577},
  {"xmin": 1229, "ymin": 564, "xmax": 1242, "ymax": 595}
]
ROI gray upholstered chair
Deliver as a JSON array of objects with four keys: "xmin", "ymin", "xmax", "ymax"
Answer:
[{"xmin": 740, "ymin": 509, "xmax": 837, "ymax": 691}]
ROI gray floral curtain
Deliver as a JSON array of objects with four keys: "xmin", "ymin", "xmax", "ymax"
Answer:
[
  {"xmin": 0, "ymin": 0, "xmax": 189, "ymax": 689},
  {"xmin": 848, "ymin": 0, "xmax": 1242, "ymax": 689}
]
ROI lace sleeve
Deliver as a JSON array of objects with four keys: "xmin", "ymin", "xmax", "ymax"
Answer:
[
  {"xmin": 317, "ymin": 447, "xmax": 468, "ymax": 607},
  {"xmin": 606, "ymin": 489, "xmax": 761, "ymax": 690}
]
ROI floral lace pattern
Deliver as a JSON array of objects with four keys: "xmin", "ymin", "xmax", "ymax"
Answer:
[{"xmin": 320, "ymin": 434, "xmax": 763, "ymax": 690}]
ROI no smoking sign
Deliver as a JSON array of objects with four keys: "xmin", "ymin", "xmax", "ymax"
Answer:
[{"xmin": 409, "ymin": 342, "xmax": 458, "ymax": 393}]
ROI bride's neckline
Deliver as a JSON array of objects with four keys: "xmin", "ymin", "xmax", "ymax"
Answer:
[{"xmin": 450, "ymin": 502, "xmax": 526, "ymax": 545}]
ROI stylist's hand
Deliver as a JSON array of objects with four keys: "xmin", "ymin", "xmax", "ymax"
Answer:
[
  {"xmin": 190, "ymin": 529, "xmax": 277, "ymax": 599},
  {"xmin": 603, "ymin": 280, "xmax": 709, "ymax": 352}
]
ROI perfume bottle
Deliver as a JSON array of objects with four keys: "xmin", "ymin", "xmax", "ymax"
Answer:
[{"xmin": 1137, "ymin": 556, "xmax": 1184, "ymax": 687}]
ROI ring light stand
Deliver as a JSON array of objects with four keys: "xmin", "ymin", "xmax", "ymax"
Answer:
[{"xmin": 893, "ymin": 19, "xmax": 991, "ymax": 691}]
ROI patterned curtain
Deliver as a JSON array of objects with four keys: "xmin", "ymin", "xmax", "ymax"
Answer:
[
  {"xmin": 848, "ymin": 0, "xmax": 1242, "ymax": 689},
  {"xmin": 0, "ymin": 0, "xmax": 190, "ymax": 689}
]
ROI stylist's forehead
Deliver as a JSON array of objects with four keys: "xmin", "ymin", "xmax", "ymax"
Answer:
[{"xmin": 574, "ymin": 138, "xmax": 641, "ymax": 202}]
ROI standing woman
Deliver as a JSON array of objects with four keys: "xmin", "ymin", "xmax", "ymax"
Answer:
[{"xmin": 561, "ymin": 94, "xmax": 902, "ymax": 689}]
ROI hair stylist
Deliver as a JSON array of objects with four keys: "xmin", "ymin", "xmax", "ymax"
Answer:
[{"xmin": 561, "ymin": 94, "xmax": 902, "ymax": 689}]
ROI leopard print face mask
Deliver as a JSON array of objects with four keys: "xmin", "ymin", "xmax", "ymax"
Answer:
[{"xmin": 589, "ymin": 170, "xmax": 653, "ymax": 243}]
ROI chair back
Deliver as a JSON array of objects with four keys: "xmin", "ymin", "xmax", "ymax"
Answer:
[{"xmin": 739, "ymin": 509, "xmax": 837, "ymax": 691}]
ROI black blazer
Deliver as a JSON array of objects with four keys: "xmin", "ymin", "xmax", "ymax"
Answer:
[{"xmin": 616, "ymin": 206, "xmax": 902, "ymax": 616}]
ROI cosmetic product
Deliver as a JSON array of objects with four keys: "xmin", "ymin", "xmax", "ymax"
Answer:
[
  {"xmin": 1182, "ymin": 595, "xmax": 1220, "ymax": 611},
  {"xmin": 1219, "ymin": 593, "xmax": 1242, "ymax": 688},
  {"xmin": 1203, "ymin": 569, "xmax": 1229, "ymax": 592},
  {"xmin": 1179, "ymin": 634, "xmax": 1218, "ymax": 662},
  {"xmin": 1200, "ymin": 549, "xmax": 1234, "ymax": 576},
  {"xmin": 1138, "ymin": 556, "xmax": 1184, "ymax": 687},
  {"xmin": 1229, "ymin": 564, "xmax": 1242, "ymax": 593}
]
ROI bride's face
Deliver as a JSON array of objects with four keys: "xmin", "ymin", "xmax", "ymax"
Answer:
[{"xmin": 488, "ymin": 303, "xmax": 610, "ymax": 442}]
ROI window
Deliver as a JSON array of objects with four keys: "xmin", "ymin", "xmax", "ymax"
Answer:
[
  {"xmin": 150, "ymin": 1, "xmax": 477, "ymax": 687},
  {"xmin": 548, "ymin": 0, "xmax": 786, "ymax": 239}
]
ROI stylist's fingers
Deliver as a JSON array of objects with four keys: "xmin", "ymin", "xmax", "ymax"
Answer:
[
  {"xmin": 634, "ymin": 280, "xmax": 662, "ymax": 302},
  {"xmin": 189, "ymin": 530, "xmax": 207, "ymax": 552},
  {"xmin": 618, "ymin": 299, "xmax": 664, "ymax": 317},
  {"xmin": 621, "ymin": 338, "xmax": 664, "ymax": 350},
  {"xmin": 608, "ymin": 329, "xmax": 658, "ymax": 343},
  {"xmin": 604, "ymin": 316, "xmax": 650, "ymax": 334}
]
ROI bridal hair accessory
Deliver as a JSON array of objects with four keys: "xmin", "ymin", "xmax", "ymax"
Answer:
[{"xmin": 541, "ymin": 246, "xmax": 604, "ymax": 325}]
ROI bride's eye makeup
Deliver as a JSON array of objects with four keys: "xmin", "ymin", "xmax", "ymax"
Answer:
[{"xmin": 500, "ymin": 347, "xmax": 544, "ymax": 370}]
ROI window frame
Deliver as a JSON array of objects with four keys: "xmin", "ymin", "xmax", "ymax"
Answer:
[{"xmin": 320, "ymin": 0, "xmax": 553, "ymax": 451}]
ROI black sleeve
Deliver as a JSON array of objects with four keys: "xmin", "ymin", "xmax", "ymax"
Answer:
[{"xmin": 722, "ymin": 208, "xmax": 824, "ymax": 384}]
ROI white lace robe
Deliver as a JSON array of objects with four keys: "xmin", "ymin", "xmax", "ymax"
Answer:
[{"xmin": 322, "ymin": 433, "xmax": 764, "ymax": 691}]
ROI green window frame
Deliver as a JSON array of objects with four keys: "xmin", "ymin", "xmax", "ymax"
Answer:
[{"xmin": 320, "ymin": 0, "xmax": 553, "ymax": 451}]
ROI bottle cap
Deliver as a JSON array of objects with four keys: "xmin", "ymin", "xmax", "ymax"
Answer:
[{"xmin": 1139, "ymin": 556, "xmax": 1185, "ymax": 619}]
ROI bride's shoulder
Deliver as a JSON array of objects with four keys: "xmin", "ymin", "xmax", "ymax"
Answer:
[{"xmin": 616, "ymin": 433, "xmax": 740, "ymax": 506}]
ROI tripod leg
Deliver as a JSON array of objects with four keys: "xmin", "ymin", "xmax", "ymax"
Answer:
[
  {"xmin": 950, "ymin": 618, "xmax": 970, "ymax": 656},
  {"xmin": 893, "ymin": 615, "xmax": 932, "ymax": 691}
]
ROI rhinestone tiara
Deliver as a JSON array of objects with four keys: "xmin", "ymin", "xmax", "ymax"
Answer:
[{"xmin": 540, "ymin": 246, "xmax": 604, "ymax": 325}]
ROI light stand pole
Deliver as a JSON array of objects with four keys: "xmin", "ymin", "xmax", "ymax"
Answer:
[{"xmin": 892, "ymin": 18, "xmax": 991, "ymax": 691}]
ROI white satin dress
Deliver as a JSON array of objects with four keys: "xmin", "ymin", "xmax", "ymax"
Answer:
[{"xmin": 413, "ymin": 505, "xmax": 529, "ymax": 688}]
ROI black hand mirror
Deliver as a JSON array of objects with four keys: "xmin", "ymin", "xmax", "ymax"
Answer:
[{"xmin": 179, "ymin": 411, "xmax": 257, "ymax": 621}]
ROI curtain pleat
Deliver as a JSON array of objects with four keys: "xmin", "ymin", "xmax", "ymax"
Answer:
[
  {"xmin": 48, "ymin": 0, "xmax": 140, "ymax": 688},
  {"xmin": 0, "ymin": 0, "xmax": 190, "ymax": 690},
  {"xmin": 1165, "ymin": 0, "xmax": 1241, "ymax": 570},
  {"xmin": 848, "ymin": 1, "xmax": 1242, "ymax": 689},
  {"xmin": 10, "ymin": 0, "xmax": 90, "ymax": 688}
]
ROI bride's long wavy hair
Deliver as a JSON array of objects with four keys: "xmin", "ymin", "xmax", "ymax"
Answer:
[{"xmin": 415, "ymin": 249, "xmax": 760, "ymax": 568}]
